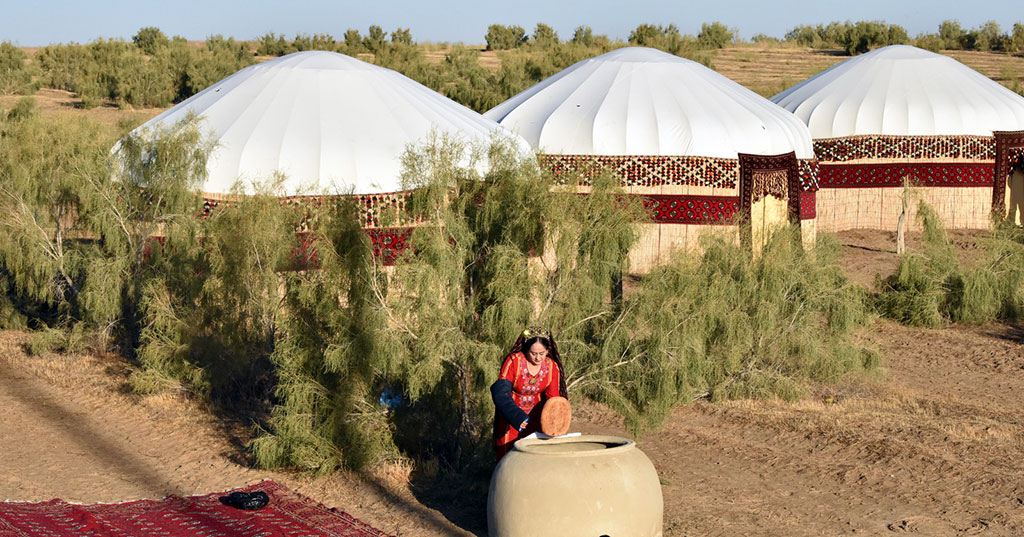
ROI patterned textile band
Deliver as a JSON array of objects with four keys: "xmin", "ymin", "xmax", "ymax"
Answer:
[
  {"xmin": 540, "ymin": 154, "xmax": 821, "ymax": 192},
  {"xmin": 799, "ymin": 191, "xmax": 816, "ymax": 220},
  {"xmin": 813, "ymin": 135, "xmax": 995, "ymax": 162},
  {"xmin": 642, "ymin": 195, "xmax": 739, "ymax": 224},
  {"xmin": 203, "ymin": 191, "xmax": 416, "ymax": 229},
  {"xmin": 818, "ymin": 162, "xmax": 995, "ymax": 189}
]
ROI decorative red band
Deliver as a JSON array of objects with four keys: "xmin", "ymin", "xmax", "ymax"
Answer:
[
  {"xmin": 799, "ymin": 191, "xmax": 816, "ymax": 220},
  {"xmin": 641, "ymin": 194, "xmax": 739, "ymax": 224},
  {"xmin": 819, "ymin": 162, "xmax": 994, "ymax": 188}
]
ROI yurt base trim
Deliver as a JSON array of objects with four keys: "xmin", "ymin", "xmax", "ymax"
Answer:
[
  {"xmin": 812, "ymin": 135, "xmax": 995, "ymax": 163},
  {"xmin": 819, "ymin": 162, "xmax": 994, "ymax": 188}
]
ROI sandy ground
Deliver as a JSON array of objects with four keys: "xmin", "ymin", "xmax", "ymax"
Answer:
[{"xmin": 0, "ymin": 229, "xmax": 1023, "ymax": 537}]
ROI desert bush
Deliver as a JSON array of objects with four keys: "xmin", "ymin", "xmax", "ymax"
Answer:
[
  {"xmin": 391, "ymin": 28, "xmax": 413, "ymax": 46},
  {"xmin": 572, "ymin": 26, "xmax": 595, "ymax": 46},
  {"xmin": 293, "ymin": 33, "xmax": 336, "ymax": 52},
  {"xmin": 939, "ymin": 20, "xmax": 966, "ymax": 50},
  {"xmin": 913, "ymin": 33, "xmax": 944, "ymax": 52},
  {"xmin": 34, "ymin": 43, "xmax": 91, "ymax": 92},
  {"xmin": 342, "ymin": 29, "xmax": 364, "ymax": 54},
  {"xmin": 532, "ymin": 23, "xmax": 559, "ymax": 49},
  {"xmin": 629, "ymin": 23, "xmax": 684, "ymax": 55},
  {"xmin": 697, "ymin": 22, "xmax": 734, "ymax": 49},
  {"xmin": 87, "ymin": 116, "xmax": 213, "ymax": 342},
  {"xmin": 784, "ymin": 20, "xmax": 909, "ymax": 54},
  {"xmin": 1011, "ymin": 23, "xmax": 1024, "ymax": 54},
  {"xmin": 0, "ymin": 99, "xmax": 113, "ymax": 321},
  {"xmin": 485, "ymin": 24, "xmax": 528, "ymax": 51},
  {"xmin": 34, "ymin": 38, "xmax": 192, "ymax": 108},
  {"xmin": 877, "ymin": 204, "xmax": 1024, "ymax": 326},
  {"xmin": 964, "ymin": 21, "xmax": 1005, "ymax": 52},
  {"xmin": 785, "ymin": 25, "xmax": 825, "ymax": 47},
  {"xmin": 133, "ymin": 178, "xmax": 299, "ymax": 401},
  {"xmin": 595, "ymin": 227, "xmax": 877, "ymax": 431},
  {"xmin": 363, "ymin": 26, "xmax": 388, "ymax": 54},
  {"xmin": 0, "ymin": 42, "xmax": 33, "ymax": 95},
  {"xmin": 439, "ymin": 46, "xmax": 505, "ymax": 113},
  {"xmin": 132, "ymin": 27, "xmax": 170, "ymax": 56},
  {"xmin": 373, "ymin": 42, "xmax": 440, "ymax": 89},
  {"xmin": 249, "ymin": 195, "xmax": 395, "ymax": 473},
  {"xmin": 839, "ymin": 21, "xmax": 909, "ymax": 55},
  {"xmin": 751, "ymin": 34, "xmax": 780, "ymax": 44},
  {"xmin": 256, "ymin": 33, "xmax": 292, "ymax": 56}
]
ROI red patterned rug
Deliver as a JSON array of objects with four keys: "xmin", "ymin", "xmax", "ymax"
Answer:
[{"xmin": 0, "ymin": 481, "xmax": 393, "ymax": 537}]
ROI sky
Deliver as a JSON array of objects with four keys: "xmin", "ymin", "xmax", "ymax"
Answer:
[{"xmin": 1, "ymin": 0, "xmax": 1021, "ymax": 47}]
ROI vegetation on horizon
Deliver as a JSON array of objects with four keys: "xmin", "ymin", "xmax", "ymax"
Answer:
[{"xmin": 3, "ymin": 18, "xmax": 1023, "ymax": 113}]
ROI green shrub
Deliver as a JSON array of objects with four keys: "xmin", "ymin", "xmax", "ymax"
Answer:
[
  {"xmin": 594, "ymin": 227, "xmax": 876, "ymax": 431},
  {"xmin": 256, "ymin": 33, "xmax": 292, "ymax": 56},
  {"xmin": 0, "ymin": 42, "xmax": 33, "ymax": 94},
  {"xmin": 485, "ymin": 24, "xmax": 527, "ymax": 51},
  {"xmin": 363, "ymin": 26, "xmax": 388, "ymax": 54},
  {"xmin": 877, "ymin": 204, "xmax": 1024, "ymax": 326},
  {"xmin": 939, "ymin": 20, "xmax": 965, "ymax": 50},
  {"xmin": 697, "ymin": 22, "xmax": 733, "ymax": 49},
  {"xmin": 293, "ymin": 33, "xmax": 336, "ymax": 52},
  {"xmin": 1011, "ymin": 23, "xmax": 1024, "ymax": 54},
  {"xmin": 342, "ymin": 29, "xmax": 364, "ymax": 54},
  {"xmin": 133, "ymin": 178, "xmax": 299, "ymax": 401},
  {"xmin": 132, "ymin": 27, "xmax": 170, "ymax": 56},
  {"xmin": 391, "ymin": 28, "xmax": 413, "ymax": 46},
  {"xmin": 532, "ymin": 23, "xmax": 559, "ymax": 49},
  {"xmin": 965, "ymin": 21, "xmax": 1005, "ymax": 51},
  {"xmin": 628, "ymin": 23, "xmax": 684, "ymax": 55},
  {"xmin": 0, "ymin": 99, "xmax": 113, "ymax": 318}
]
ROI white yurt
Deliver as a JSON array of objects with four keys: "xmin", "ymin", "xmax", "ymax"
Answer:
[
  {"xmin": 126, "ymin": 50, "xmax": 524, "ymax": 262},
  {"xmin": 772, "ymin": 44, "xmax": 1024, "ymax": 230},
  {"xmin": 485, "ymin": 46, "xmax": 821, "ymax": 268}
]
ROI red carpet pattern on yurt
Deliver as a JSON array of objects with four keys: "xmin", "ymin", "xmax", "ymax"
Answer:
[{"xmin": 0, "ymin": 481, "xmax": 393, "ymax": 537}]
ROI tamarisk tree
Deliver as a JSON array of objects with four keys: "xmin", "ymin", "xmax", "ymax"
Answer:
[{"xmin": 253, "ymin": 136, "xmax": 643, "ymax": 471}]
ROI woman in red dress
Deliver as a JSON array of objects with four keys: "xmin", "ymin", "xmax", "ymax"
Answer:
[{"xmin": 490, "ymin": 327, "xmax": 568, "ymax": 460}]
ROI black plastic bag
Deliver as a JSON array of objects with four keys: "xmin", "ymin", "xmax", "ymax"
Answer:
[{"xmin": 221, "ymin": 490, "xmax": 270, "ymax": 510}]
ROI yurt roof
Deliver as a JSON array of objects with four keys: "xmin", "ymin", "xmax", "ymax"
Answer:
[
  {"xmin": 771, "ymin": 45, "xmax": 1024, "ymax": 139},
  {"xmin": 484, "ymin": 46, "xmax": 815, "ymax": 159},
  {"xmin": 130, "ymin": 51, "xmax": 519, "ymax": 195}
]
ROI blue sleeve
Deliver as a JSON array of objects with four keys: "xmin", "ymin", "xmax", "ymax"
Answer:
[{"xmin": 491, "ymin": 379, "xmax": 528, "ymax": 429}]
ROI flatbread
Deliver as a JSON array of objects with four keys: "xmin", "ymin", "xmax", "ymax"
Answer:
[{"xmin": 540, "ymin": 396, "xmax": 571, "ymax": 437}]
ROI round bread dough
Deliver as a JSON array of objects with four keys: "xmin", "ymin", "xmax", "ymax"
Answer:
[{"xmin": 540, "ymin": 396, "xmax": 571, "ymax": 437}]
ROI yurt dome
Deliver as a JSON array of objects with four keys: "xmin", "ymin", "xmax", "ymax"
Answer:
[
  {"xmin": 131, "ymin": 51, "xmax": 520, "ymax": 195},
  {"xmin": 484, "ymin": 46, "xmax": 815, "ymax": 159},
  {"xmin": 771, "ymin": 45, "xmax": 1024, "ymax": 138}
]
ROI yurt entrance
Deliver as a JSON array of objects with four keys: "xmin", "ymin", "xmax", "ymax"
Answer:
[
  {"xmin": 739, "ymin": 152, "xmax": 801, "ymax": 252},
  {"xmin": 993, "ymin": 131, "xmax": 1024, "ymax": 226}
]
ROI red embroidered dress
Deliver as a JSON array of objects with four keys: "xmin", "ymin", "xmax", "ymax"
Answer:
[{"xmin": 493, "ymin": 352, "xmax": 561, "ymax": 458}]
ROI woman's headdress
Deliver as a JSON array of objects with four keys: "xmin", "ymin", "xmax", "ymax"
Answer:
[{"xmin": 521, "ymin": 326, "xmax": 551, "ymax": 340}]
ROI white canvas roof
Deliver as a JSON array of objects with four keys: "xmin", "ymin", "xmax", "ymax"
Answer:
[
  {"xmin": 484, "ymin": 47, "xmax": 815, "ymax": 159},
  {"xmin": 130, "ymin": 51, "xmax": 520, "ymax": 195},
  {"xmin": 771, "ymin": 45, "xmax": 1024, "ymax": 139}
]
